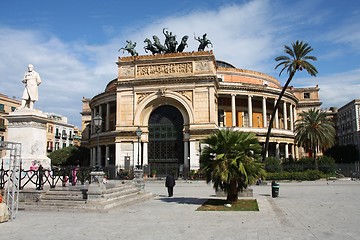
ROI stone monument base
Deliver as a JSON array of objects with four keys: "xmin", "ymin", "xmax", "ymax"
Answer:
[
  {"xmin": 87, "ymin": 171, "xmax": 107, "ymax": 202},
  {"xmin": 0, "ymin": 203, "xmax": 9, "ymax": 223},
  {"xmin": 215, "ymin": 188, "xmax": 253, "ymax": 197},
  {"xmin": 5, "ymin": 108, "xmax": 51, "ymax": 170}
]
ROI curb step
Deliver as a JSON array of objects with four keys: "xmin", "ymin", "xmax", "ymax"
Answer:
[{"xmin": 19, "ymin": 183, "xmax": 154, "ymax": 212}]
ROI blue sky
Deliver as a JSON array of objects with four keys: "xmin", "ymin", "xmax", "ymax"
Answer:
[{"xmin": 1, "ymin": 0, "xmax": 359, "ymax": 128}]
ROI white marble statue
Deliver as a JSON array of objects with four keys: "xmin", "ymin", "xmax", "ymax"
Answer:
[{"xmin": 19, "ymin": 64, "xmax": 42, "ymax": 109}]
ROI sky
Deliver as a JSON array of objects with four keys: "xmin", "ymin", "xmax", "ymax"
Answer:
[{"xmin": 1, "ymin": 0, "xmax": 359, "ymax": 128}]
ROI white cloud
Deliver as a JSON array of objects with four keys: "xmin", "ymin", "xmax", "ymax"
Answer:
[{"xmin": 1, "ymin": 0, "xmax": 360, "ymax": 128}]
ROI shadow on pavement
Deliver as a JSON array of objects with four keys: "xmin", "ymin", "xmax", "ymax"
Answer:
[{"xmin": 156, "ymin": 196, "xmax": 208, "ymax": 205}]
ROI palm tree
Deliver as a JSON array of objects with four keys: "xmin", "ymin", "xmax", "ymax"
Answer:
[
  {"xmin": 263, "ymin": 40, "xmax": 318, "ymax": 162},
  {"xmin": 200, "ymin": 129, "xmax": 265, "ymax": 203},
  {"xmin": 294, "ymin": 108, "xmax": 336, "ymax": 169}
]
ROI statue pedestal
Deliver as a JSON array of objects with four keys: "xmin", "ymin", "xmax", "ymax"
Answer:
[
  {"xmin": 0, "ymin": 203, "xmax": 9, "ymax": 223},
  {"xmin": 133, "ymin": 169, "xmax": 145, "ymax": 191},
  {"xmin": 5, "ymin": 108, "xmax": 51, "ymax": 170},
  {"xmin": 87, "ymin": 171, "xmax": 106, "ymax": 202}
]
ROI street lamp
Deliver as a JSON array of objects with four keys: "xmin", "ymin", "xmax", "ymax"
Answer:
[
  {"xmin": 93, "ymin": 114, "xmax": 103, "ymax": 171},
  {"xmin": 135, "ymin": 127, "xmax": 142, "ymax": 169}
]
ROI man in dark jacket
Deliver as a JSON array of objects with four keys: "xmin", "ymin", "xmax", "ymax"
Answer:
[{"xmin": 165, "ymin": 173, "xmax": 176, "ymax": 197}]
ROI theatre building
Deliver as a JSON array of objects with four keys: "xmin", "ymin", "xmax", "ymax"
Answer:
[{"xmin": 81, "ymin": 51, "xmax": 320, "ymax": 177}]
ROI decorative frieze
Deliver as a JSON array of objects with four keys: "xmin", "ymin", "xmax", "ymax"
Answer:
[
  {"xmin": 136, "ymin": 62, "xmax": 193, "ymax": 77},
  {"xmin": 137, "ymin": 92, "xmax": 152, "ymax": 104},
  {"xmin": 194, "ymin": 61, "xmax": 210, "ymax": 72},
  {"xmin": 8, "ymin": 121, "xmax": 46, "ymax": 128},
  {"xmin": 121, "ymin": 66, "xmax": 135, "ymax": 77},
  {"xmin": 178, "ymin": 91, "xmax": 192, "ymax": 102}
]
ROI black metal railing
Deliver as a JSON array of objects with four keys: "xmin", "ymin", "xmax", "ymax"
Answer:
[{"xmin": 0, "ymin": 161, "xmax": 135, "ymax": 190}]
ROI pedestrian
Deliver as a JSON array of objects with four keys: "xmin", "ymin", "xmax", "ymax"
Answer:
[{"xmin": 165, "ymin": 172, "xmax": 176, "ymax": 197}]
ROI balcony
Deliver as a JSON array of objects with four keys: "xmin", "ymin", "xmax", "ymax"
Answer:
[
  {"xmin": 62, "ymin": 134, "xmax": 67, "ymax": 140},
  {"xmin": 55, "ymin": 133, "xmax": 61, "ymax": 139}
]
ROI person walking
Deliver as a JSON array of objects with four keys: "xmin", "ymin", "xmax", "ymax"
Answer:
[{"xmin": 165, "ymin": 172, "xmax": 176, "ymax": 197}]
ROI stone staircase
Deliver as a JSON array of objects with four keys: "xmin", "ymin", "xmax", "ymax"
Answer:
[{"xmin": 18, "ymin": 181, "xmax": 154, "ymax": 212}]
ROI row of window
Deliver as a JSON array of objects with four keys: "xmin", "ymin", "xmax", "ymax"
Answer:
[
  {"xmin": 0, "ymin": 103, "xmax": 16, "ymax": 112},
  {"xmin": 48, "ymin": 125, "xmax": 74, "ymax": 139},
  {"xmin": 47, "ymin": 141, "xmax": 72, "ymax": 151}
]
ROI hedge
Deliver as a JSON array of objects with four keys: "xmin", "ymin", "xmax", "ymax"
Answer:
[{"xmin": 265, "ymin": 170, "xmax": 323, "ymax": 181}]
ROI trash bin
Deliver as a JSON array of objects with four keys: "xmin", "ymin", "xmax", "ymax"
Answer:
[{"xmin": 271, "ymin": 181, "xmax": 279, "ymax": 198}]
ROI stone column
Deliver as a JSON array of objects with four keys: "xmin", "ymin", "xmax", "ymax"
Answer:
[
  {"xmin": 91, "ymin": 110, "xmax": 95, "ymax": 134},
  {"xmin": 283, "ymin": 101, "xmax": 287, "ymax": 130},
  {"xmin": 105, "ymin": 145, "xmax": 109, "ymax": 167},
  {"xmin": 291, "ymin": 144, "xmax": 295, "ymax": 159},
  {"xmin": 295, "ymin": 144, "xmax": 299, "ymax": 159},
  {"xmin": 274, "ymin": 99, "xmax": 279, "ymax": 129},
  {"xmin": 289, "ymin": 104, "xmax": 294, "ymax": 131},
  {"xmin": 276, "ymin": 143, "xmax": 280, "ymax": 159},
  {"xmin": 248, "ymin": 95, "xmax": 253, "ymax": 127},
  {"xmin": 94, "ymin": 147, "xmax": 97, "ymax": 167},
  {"xmin": 231, "ymin": 94, "xmax": 236, "ymax": 127},
  {"xmin": 143, "ymin": 142, "xmax": 148, "ymax": 166},
  {"xmin": 209, "ymin": 87, "xmax": 216, "ymax": 123},
  {"xmin": 98, "ymin": 105, "xmax": 103, "ymax": 132},
  {"xmin": 183, "ymin": 132, "xmax": 190, "ymax": 179},
  {"xmin": 262, "ymin": 97, "xmax": 267, "ymax": 128},
  {"xmin": 285, "ymin": 143, "xmax": 289, "ymax": 159},
  {"xmin": 90, "ymin": 148, "xmax": 95, "ymax": 167},
  {"xmin": 106, "ymin": 103, "xmax": 110, "ymax": 131},
  {"xmin": 97, "ymin": 144, "xmax": 101, "ymax": 168}
]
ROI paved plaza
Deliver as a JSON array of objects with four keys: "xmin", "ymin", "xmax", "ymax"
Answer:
[{"xmin": 1, "ymin": 179, "xmax": 360, "ymax": 240}]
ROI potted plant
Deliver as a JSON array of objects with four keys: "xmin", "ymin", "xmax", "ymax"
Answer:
[{"xmin": 151, "ymin": 169, "xmax": 157, "ymax": 178}]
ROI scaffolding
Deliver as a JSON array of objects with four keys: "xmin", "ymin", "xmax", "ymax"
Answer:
[{"xmin": 0, "ymin": 141, "xmax": 21, "ymax": 220}]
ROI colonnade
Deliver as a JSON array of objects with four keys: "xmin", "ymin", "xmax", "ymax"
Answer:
[{"xmin": 228, "ymin": 94, "xmax": 297, "ymax": 130}]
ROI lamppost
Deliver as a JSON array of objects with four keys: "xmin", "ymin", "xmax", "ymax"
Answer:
[
  {"xmin": 88, "ymin": 114, "xmax": 105, "ymax": 200},
  {"xmin": 93, "ymin": 114, "xmax": 103, "ymax": 171},
  {"xmin": 135, "ymin": 127, "xmax": 142, "ymax": 169}
]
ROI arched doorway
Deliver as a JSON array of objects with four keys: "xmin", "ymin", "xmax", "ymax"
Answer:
[{"xmin": 148, "ymin": 105, "xmax": 184, "ymax": 177}]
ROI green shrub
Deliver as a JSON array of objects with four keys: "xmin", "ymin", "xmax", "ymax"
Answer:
[
  {"xmin": 266, "ymin": 170, "xmax": 322, "ymax": 181},
  {"xmin": 296, "ymin": 157, "xmax": 315, "ymax": 170},
  {"xmin": 318, "ymin": 156, "xmax": 336, "ymax": 174},
  {"xmin": 264, "ymin": 157, "xmax": 282, "ymax": 173}
]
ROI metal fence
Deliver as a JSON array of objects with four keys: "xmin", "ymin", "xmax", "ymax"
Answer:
[{"xmin": 0, "ymin": 162, "xmax": 133, "ymax": 190}]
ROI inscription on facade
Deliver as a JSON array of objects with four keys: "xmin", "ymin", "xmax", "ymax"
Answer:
[{"xmin": 136, "ymin": 62, "xmax": 193, "ymax": 77}]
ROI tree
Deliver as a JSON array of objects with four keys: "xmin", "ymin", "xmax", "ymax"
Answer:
[
  {"xmin": 263, "ymin": 41, "xmax": 318, "ymax": 161},
  {"xmin": 294, "ymin": 108, "xmax": 336, "ymax": 169},
  {"xmin": 200, "ymin": 129, "xmax": 265, "ymax": 203},
  {"xmin": 48, "ymin": 146, "xmax": 90, "ymax": 166}
]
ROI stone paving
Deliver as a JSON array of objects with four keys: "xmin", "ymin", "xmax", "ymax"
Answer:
[{"xmin": 0, "ymin": 179, "xmax": 360, "ymax": 240}]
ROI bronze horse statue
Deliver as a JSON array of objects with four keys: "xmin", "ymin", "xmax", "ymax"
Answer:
[
  {"xmin": 152, "ymin": 35, "xmax": 167, "ymax": 54},
  {"xmin": 176, "ymin": 35, "xmax": 189, "ymax": 52},
  {"xmin": 119, "ymin": 40, "xmax": 138, "ymax": 56},
  {"xmin": 144, "ymin": 38, "xmax": 160, "ymax": 55},
  {"xmin": 195, "ymin": 33, "xmax": 213, "ymax": 51}
]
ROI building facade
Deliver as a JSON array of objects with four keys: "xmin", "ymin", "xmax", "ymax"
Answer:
[
  {"xmin": 45, "ymin": 113, "xmax": 80, "ymax": 153},
  {"xmin": 82, "ymin": 51, "xmax": 321, "ymax": 176},
  {"xmin": 336, "ymin": 99, "xmax": 360, "ymax": 161},
  {"xmin": 0, "ymin": 94, "xmax": 21, "ymax": 157}
]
